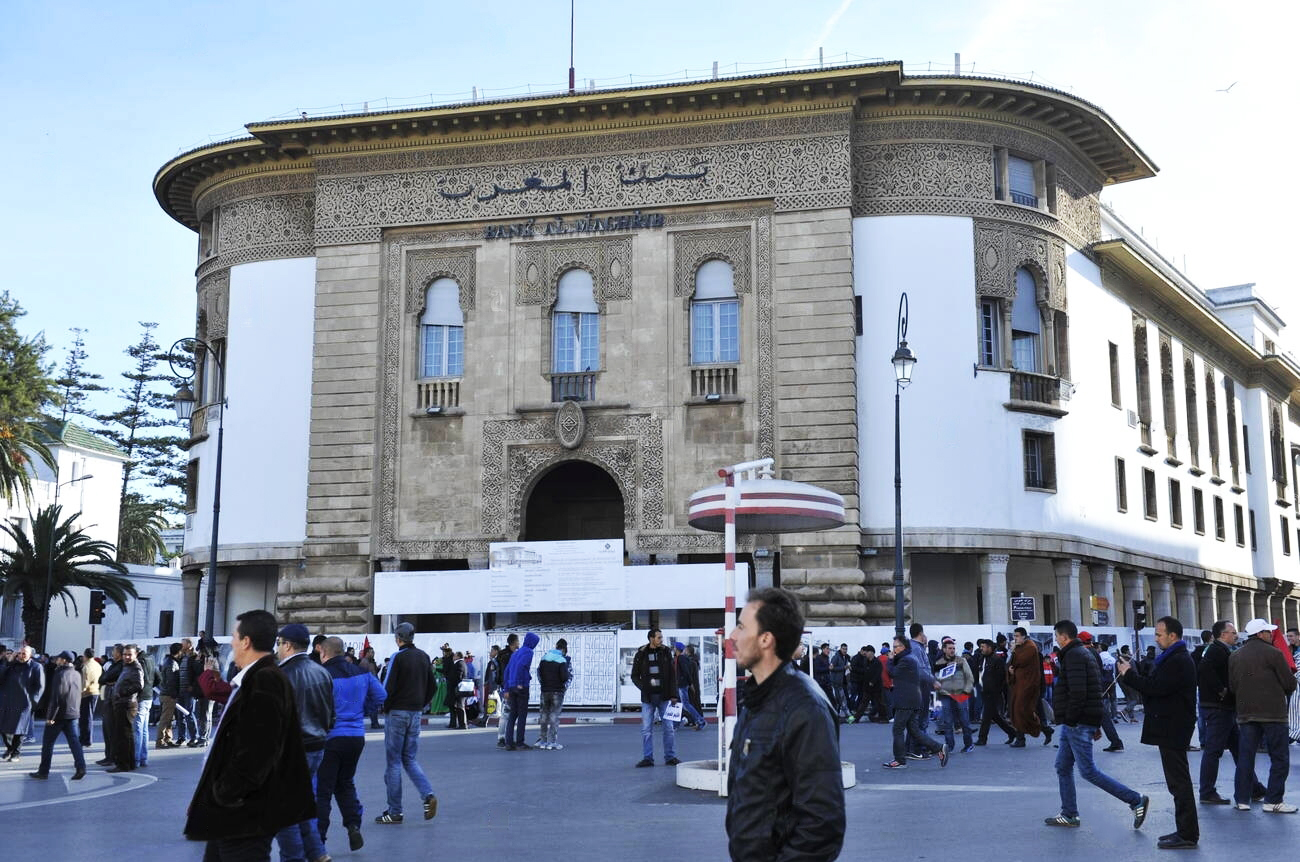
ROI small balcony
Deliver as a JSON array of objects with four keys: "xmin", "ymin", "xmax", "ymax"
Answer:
[
  {"xmin": 1005, "ymin": 371, "xmax": 1066, "ymax": 418},
  {"xmin": 550, "ymin": 372, "xmax": 598, "ymax": 402},
  {"xmin": 417, "ymin": 378, "xmax": 460, "ymax": 410},
  {"xmin": 1010, "ymin": 190, "xmax": 1039, "ymax": 207},
  {"xmin": 691, "ymin": 364, "xmax": 739, "ymax": 398}
]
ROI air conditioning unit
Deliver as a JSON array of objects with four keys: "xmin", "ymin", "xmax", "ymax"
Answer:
[{"xmin": 1126, "ymin": 410, "xmax": 1139, "ymax": 428}]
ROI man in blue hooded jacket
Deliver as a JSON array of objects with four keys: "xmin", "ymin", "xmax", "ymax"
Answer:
[
  {"xmin": 502, "ymin": 632, "xmax": 539, "ymax": 751},
  {"xmin": 318, "ymin": 636, "xmax": 386, "ymax": 851}
]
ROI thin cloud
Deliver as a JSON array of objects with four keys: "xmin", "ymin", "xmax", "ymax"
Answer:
[{"xmin": 807, "ymin": 0, "xmax": 857, "ymax": 60}]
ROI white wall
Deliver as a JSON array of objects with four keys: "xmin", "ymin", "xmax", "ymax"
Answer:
[
  {"xmin": 43, "ymin": 564, "xmax": 184, "ymax": 655},
  {"xmin": 186, "ymin": 257, "xmax": 315, "ymax": 551}
]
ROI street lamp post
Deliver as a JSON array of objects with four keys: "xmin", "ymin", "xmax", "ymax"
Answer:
[
  {"xmin": 891, "ymin": 293, "xmax": 917, "ymax": 640},
  {"xmin": 169, "ymin": 338, "xmax": 225, "ymax": 637},
  {"xmin": 42, "ymin": 472, "xmax": 93, "ymax": 653}
]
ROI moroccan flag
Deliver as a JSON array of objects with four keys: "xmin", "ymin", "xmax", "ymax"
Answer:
[
  {"xmin": 363, "ymin": 636, "xmax": 371, "ymax": 654},
  {"xmin": 1271, "ymin": 621, "xmax": 1296, "ymax": 672}
]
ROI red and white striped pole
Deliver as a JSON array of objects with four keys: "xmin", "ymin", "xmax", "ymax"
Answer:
[{"xmin": 718, "ymin": 466, "xmax": 738, "ymax": 795}]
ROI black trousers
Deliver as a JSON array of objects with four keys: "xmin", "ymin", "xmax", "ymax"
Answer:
[
  {"xmin": 978, "ymin": 694, "xmax": 1017, "ymax": 741},
  {"xmin": 1159, "ymin": 745, "xmax": 1198, "ymax": 842},
  {"xmin": 113, "ymin": 701, "xmax": 138, "ymax": 769}
]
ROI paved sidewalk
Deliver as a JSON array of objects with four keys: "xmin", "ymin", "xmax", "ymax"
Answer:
[{"xmin": 0, "ymin": 717, "xmax": 1295, "ymax": 860}]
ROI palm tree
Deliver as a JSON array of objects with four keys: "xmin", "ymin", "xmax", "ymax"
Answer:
[
  {"xmin": 117, "ymin": 493, "xmax": 171, "ymax": 564},
  {"xmin": 0, "ymin": 419, "xmax": 54, "ymax": 505},
  {"xmin": 0, "ymin": 503, "xmax": 135, "ymax": 650}
]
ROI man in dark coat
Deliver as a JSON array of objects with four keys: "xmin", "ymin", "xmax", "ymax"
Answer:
[
  {"xmin": 1118, "ymin": 616, "xmax": 1198, "ymax": 849},
  {"xmin": 184, "ymin": 609, "xmax": 315, "ymax": 861},
  {"xmin": 975, "ymin": 640, "xmax": 1017, "ymax": 744},
  {"xmin": 0, "ymin": 645, "xmax": 45, "ymax": 761},
  {"xmin": 1197, "ymin": 620, "xmax": 1265, "ymax": 804},
  {"xmin": 30, "ymin": 650, "xmax": 85, "ymax": 780}
]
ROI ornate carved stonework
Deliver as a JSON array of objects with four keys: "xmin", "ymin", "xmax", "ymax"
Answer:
[
  {"xmin": 555, "ymin": 400, "xmax": 585, "ymax": 449},
  {"xmin": 853, "ymin": 142, "xmax": 994, "ymax": 200},
  {"xmin": 515, "ymin": 235, "xmax": 633, "ymax": 306},
  {"xmin": 672, "ymin": 227, "xmax": 752, "ymax": 298},
  {"xmin": 195, "ymin": 171, "xmax": 315, "ymax": 220},
  {"xmin": 197, "ymin": 270, "xmax": 229, "ymax": 340},
  {"xmin": 972, "ymin": 218, "xmax": 1067, "ymax": 310},
  {"xmin": 404, "ymin": 247, "xmax": 477, "ymax": 314},
  {"xmin": 214, "ymin": 193, "xmax": 315, "ymax": 267}
]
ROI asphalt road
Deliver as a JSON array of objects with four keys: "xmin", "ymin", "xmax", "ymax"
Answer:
[{"xmin": 0, "ymin": 714, "xmax": 1296, "ymax": 861}]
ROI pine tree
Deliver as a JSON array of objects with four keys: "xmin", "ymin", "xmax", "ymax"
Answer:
[
  {"xmin": 0, "ymin": 292, "xmax": 58, "ymax": 503},
  {"xmin": 54, "ymin": 327, "xmax": 108, "ymax": 424},
  {"xmin": 96, "ymin": 322, "xmax": 187, "ymax": 536}
]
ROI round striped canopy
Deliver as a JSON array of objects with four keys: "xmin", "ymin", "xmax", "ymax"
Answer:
[{"xmin": 687, "ymin": 479, "xmax": 845, "ymax": 534}]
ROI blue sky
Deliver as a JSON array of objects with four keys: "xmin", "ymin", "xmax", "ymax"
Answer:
[{"xmin": 2, "ymin": 0, "xmax": 1290, "ymax": 394}]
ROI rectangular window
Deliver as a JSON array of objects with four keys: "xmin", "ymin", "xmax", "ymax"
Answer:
[
  {"xmin": 185, "ymin": 459, "xmax": 200, "ymax": 514},
  {"xmin": 158, "ymin": 610, "xmax": 174, "ymax": 639},
  {"xmin": 420, "ymin": 324, "xmax": 464, "ymax": 378},
  {"xmin": 1109, "ymin": 342, "xmax": 1121, "ymax": 407},
  {"xmin": 1243, "ymin": 424, "xmax": 1251, "ymax": 475},
  {"xmin": 691, "ymin": 300, "xmax": 740, "ymax": 364},
  {"xmin": 1192, "ymin": 488, "xmax": 1205, "ymax": 534},
  {"xmin": 1214, "ymin": 496, "xmax": 1225, "ymax": 541},
  {"xmin": 1240, "ymin": 506, "xmax": 1249, "ymax": 549},
  {"xmin": 1142, "ymin": 468, "xmax": 1157, "ymax": 520},
  {"xmin": 553, "ymin": 312, "xmax": 599, "ymax": 372},
  {"xmin": 1115, "ymin": 457, "xmax": 1128, "ymax": 512},
  {"xmin": 1023, "ymin": 431, "xmax": 1056, "ymax": 491},
  {"xmin": 980, "ymin": 299, "xmax": 1001, "ymax": 367},
  {"xmin": 1283, "ymin": 516, "xmax": 1292, "ymax": 555},
  {"xmin": 1008, "ymin": 155, "xmax": 1038, "ymax": 207},
  {"xmin": 1169, "ymin": 479, "xmax": 1183, "ymax": 528},
  {"xmin": 854, "ymin": 295, "xmax": 863, "ymax": 337}
]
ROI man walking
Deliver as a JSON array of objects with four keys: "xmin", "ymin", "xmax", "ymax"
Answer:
[
  {"xmin": 376, "ymin": 622, "xmax": 438, "ymax": 824},
  {"xmin": 1008, "ymin": 628, "xmax": 1050, "ymax": 746},
  {"xmin": 1229, "ymin": 618, "xmax": 1298, "ymax": 812},
  {"xmin": 848, "ymin": 646, "xmax": 883, "ymax": 724},
  {"xmin": 673, "ymin": 641, "xmax": 706, "ymax": 730},
  {"xmin": 275, "ymin": 623, "xmax": 336, "ymax": 862},
  {"xmin": 882, "ymin": 634, "xmax": 946, "ymax": 769},
  {"xmin": 318, "ymin": 636, "xmax": 386, "ymax": 852},
  {"xmin": 184, "ymin": 609, "xmax": 315, "ymax": 861},
  {"xmin": 1117, "ymin": 616, "xmax": 1197, "ymax": 849},
  {"xmin": 934, "ymin": 637, "xmax": 976, "ymax": 753},
  {"xmin": 726, "ymin": 587, "xmax": 844, "ymax": 862},
  {"xmin": 1044, "ymin": 620, "xmax": 1149, "ymax": 832},
  {"xmin": 1079, "ymin": 633, "xmax": 1123, "ymax": 752},
  {"xmin": 632, "ymin": 629, "xmax": 679, "ymax": 767},
  {"xmin": 974, "ymin": 639, "xmax": 1017, "ymax": 745},
  {"xmin": 29, "ymin": 651, "xmax": 86, "ymax": 780}
]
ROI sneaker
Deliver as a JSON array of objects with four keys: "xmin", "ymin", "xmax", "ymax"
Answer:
[
  {"xmin": 375, "ymin": 811, "xmax": 403, "ymax": 824},
  {"xmin": 1263, "ymin": 802, "xmax": 1298, "ymax": 813},
  {"xmin": 347, "ymin": 826, "xmax": 364, "ymax": 851},
  {"xmin": 881, "ymin": 760, "xmax": 907, "ymax": 769},
  {"xmin": 937, "ymin": 745, "xmax": 949, "ymax": 768},
  {"xmin": 1044, "ymin": 814, "xmax": 1080, "ymax": 828},
  {"xmin": 1132, "ymin": 795, "xmax": 1150, "ymax": 829},
  {"xmin": 423, "ymin": 794, "xmax": 438, "ymax": 820},
  {"xmin": 28, "ymin": 772, "xmax": 48, "ymax": 780},
  {"xmin": 961, "ymin": 744, "xmax": 975, "ymax": 754},
  {"xmin": 906, "ymin": 752, "xmax": 928, "ymax": 760},
  {"xmin": 550, "ymin": 743, "xmax": 564, "ymax": 750},
  {"xmin": 533, "ymin": 739, "xmax": 546, "ymax": 748},
  {"xmin": 1235, "ymin": 803, "xmax": 1251, "ymax": 811},
  {"xmin": 665, "ymin": 757, "xmax": 681, "ymax": 766},
  {"xmin": 635, "ymin": 758, "xmax": 654, "ymax": 768}
]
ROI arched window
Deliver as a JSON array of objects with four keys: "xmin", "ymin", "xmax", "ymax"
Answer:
[
  {"xmin": 552, "ymin": 269, "xmax": 599, "ymax": 372},
  {"xmin": 1011, "ymin": 268, "xmax": 1040, "ymax": 372},
  {"xmin": 420, "ymin": 278, "xmax": 463, "ymax": 378},
  {"xmin": 691, "ymin": 260, "xmax": 739, "ymax": 364}
]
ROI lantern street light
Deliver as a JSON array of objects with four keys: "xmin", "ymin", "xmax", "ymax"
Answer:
[
  {"xmin": 42, "ymin": 472, "xmax": 94, "ymax": 653},
  {"xmin": 891, "ymin": 292, "xmax": 916, "ymax": 640},
  {"xmin": 169, "ymin": 338, "xmax": 225, "ymax": 637}
]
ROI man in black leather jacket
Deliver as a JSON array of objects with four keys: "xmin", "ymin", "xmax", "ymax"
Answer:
[
  {"xmin": 726, "ymin": 587, "xmax": 844, "ymax": 862},
  {"xmin": 275, "ymin": 623, "xmax": 335, "ymax": 861}
]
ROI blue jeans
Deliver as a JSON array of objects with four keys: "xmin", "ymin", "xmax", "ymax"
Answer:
[
  {"xmin": 384, "ymin": 710, "xmax": 433, "ymax": 816},
  {"xmin": 938, "ymin": 696, "xmax": 973, "ymax": 749},
  {"xmin": 677, "ymin": 687, "xmax": 704, "ymax": 727},
  {"xmin": 276, "ymin": 749, "xmax": 325, "ymax": 862},
  {"xmin": 1235, "ymin": 721, "xmax": 1290, "ymax": 805},
  {"xmin": 176, "ymin": 694, "xmax": 199, "ymax": 742},
  {"xmin": 1055, "ymin": 724, "xmax": 1141, "ymax": 817},
  {"xmin": 640, "ymin": 698, "xmax": 677, "ymax": 761},
  {"xmin": 506, "ymin": 689, "xmax": 529, "ymax": 746},
  {"xmin": 38, "ymin": 719, "xmax": 86, "ymax": 774},
  {"xmin": 134, "ymin": 699, "xmax": 152, "ymax": 766}
]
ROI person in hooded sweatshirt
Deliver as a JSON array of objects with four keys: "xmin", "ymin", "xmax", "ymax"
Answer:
[
  {"xmin": 536, "ymin": 639, "xmax": 573, "ymax": 750},
  {"xmin": 502, "ymin": 633, "xmax": 539, "ymax": 751}
]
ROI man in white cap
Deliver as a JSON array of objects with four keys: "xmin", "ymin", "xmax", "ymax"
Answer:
[{"xmin": 1228, "ymin": 619, "xmax": 1298, "ymax": 813}]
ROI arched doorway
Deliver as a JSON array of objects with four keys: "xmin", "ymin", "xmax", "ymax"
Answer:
[{"xmin": 523, "ymin": 460, "xmax": 624, "ymax": 542}]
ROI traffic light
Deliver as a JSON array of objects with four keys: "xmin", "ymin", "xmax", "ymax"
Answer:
[
  {"xmin": 1131, "ymin": 599, "xmax": 1147, "ymax": 631},
  {"xmin": 88, "ymin": 590, "xmax": 106, "ymax": 625}
]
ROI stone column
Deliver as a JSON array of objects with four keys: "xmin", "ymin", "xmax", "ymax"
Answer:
[
  {"xmin": 181, "ymin": 569, "xmax": 202, "ymax": 636},
  {"xmin": 1197, "ymin": 583, "xmax": 1217, "ymax": 631},
  {"xmin": 1052, "ymin": 558, "xmax": 1082, "ymax": 623},
  {"xmin": 784, "ymin": 546, "xmax": 869, "ymax": 625},
  {"xmin": 1218, "ymin": 587, "xmax": 1235, "ymax": 625},
  {"xmin": 752, "ymin": 552, "xmax": 775, "ymax": 590},
  {"xmin": 1149, "ymin": 574, "xmax": 1173, "ymax": 620},
  {"xmin": 980, "ymin": 554, "xmax": 1010, "ymax": 628},
  {"xmin": 1118, "ymin": 569, "xmax": 1145, "ymax": 628},
  {"xmin": 213, "ymin": 567, "xmax": 230, "ymax": 637},
  {"xmin": 1087, "ymin": 563, "xmax": 1115, "ymax": 627},
  {"xmin": 1236, "ymin": 590, "xmax": 1254, "ymax": 626},
  {"xmin": 1174, "ymin": 579, "xmax": 1198, "ymax": 630}
]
